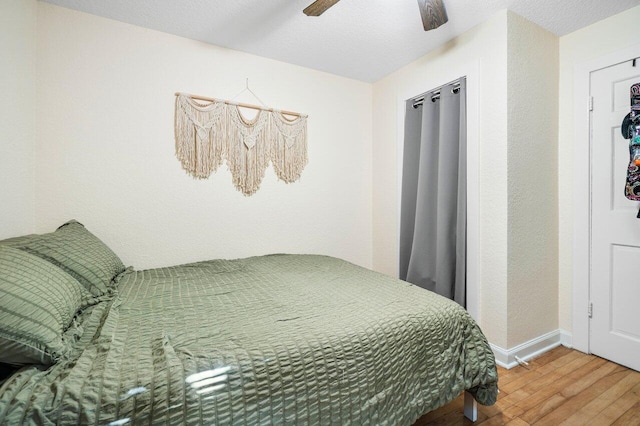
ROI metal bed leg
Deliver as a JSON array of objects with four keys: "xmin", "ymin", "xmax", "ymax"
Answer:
[{"xmin": 464, "ymin": 391, "xmax": 478, "ymax": 422}]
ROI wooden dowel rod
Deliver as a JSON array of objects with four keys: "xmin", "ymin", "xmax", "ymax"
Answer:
[{"xmin": 175, "ymin": 92, "xmax": 304, "ymax": 118}]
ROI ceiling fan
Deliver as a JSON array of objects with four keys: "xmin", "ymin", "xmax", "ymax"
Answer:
[{"xmin": 303, "ymin": 0, "xmax": 448, "ymax": 31}]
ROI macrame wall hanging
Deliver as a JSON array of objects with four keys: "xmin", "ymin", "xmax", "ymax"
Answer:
[{"xmin": 174, "ymin": 88, "xmax": 308, "ymax": 196}]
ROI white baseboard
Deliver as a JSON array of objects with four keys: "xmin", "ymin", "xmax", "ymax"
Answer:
[
  {"xmin": 490, "ymin": 329, "xmax": 573, "ymax": 369},
  {"xmin": 560, "ymin": 329, "xmax": 573, "ymax": 348}
]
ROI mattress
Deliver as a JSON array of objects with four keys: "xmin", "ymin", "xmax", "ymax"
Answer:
[{"xmin": 0, "ymin": 254, "xmax": 498, "ymax": 425}]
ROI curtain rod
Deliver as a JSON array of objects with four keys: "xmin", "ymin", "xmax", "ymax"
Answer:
[
  {"xmin": 175, "ymin": 92, "xmax": 306, "ymax": 118},
  {"xmin": 411, "ymin": 79, "xmax": 462, "ymax": 108}
]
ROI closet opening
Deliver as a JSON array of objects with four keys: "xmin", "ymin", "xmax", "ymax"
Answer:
[{"xmin": 399, "ymin": 78, "xmax": 468, "ymax": 308}]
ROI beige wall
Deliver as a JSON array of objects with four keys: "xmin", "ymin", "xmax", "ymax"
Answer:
[
  {"xmin": 35, "ymin": 3, "xmax": 373, "ymax": 270},
  {"xmin": 372, "ymin": 11, "xmax": 560, "ymax": 348},
  {"xmin": 1, "ymin": 0, "xmax": 37, "ymax": 238},
  {"xmin": 558, "ymin": 6, "xmax": 640, "ymax": 333},
  {"xmin": 506, "ymin": 13, "xmax": 558, "ymax": 347}
]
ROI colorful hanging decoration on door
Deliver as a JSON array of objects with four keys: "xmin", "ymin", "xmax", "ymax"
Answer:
[
  {"xmin": 174, "ymin": 92, "xmax": 308, "ymax": 196},
  {"xmin": 621, "ymin": 82, "xmax": 640, "ymax": 217}
]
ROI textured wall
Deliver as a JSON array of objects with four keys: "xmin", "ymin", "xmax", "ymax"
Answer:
[
  {"xmin": 372, "ymin": 12, "xmax": 510, "ymax": 347},
  {"xmin": 558, "ymin": 6, "xmax": 640, "ymax": 333},
  {"xmin": 506, "ymin": 12, "xmax": 559, "ymax": 348},
  {"xmin": 0, "ymin": 0, "xmax": 37, "ymax": 238},
  {"xmin": 35, "ymin": 3, "xmax": 373, "ymax": 270}
]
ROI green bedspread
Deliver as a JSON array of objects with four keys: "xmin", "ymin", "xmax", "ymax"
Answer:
[{"xmin": 0, "ymin": 255, "xmax": 498, "ymax": 425}]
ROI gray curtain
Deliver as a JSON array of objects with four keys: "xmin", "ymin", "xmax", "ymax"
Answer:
[{"xmin": 399, "ymin": 79, "xmax": 467, "ymax": 307}]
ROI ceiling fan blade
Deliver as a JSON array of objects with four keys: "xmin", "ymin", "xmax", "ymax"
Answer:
[
  {"xmin": 417, "ymin": 0, "xmax": 448, "ymax": 31},
  {"xmin": 304, "ymin": 0, "xmax": 341, "ymax": 16}
]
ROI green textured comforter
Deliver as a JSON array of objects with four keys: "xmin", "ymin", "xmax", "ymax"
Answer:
[{"xmin": 0, "ymin": 255, "xmax": 498, "ymax": 425}]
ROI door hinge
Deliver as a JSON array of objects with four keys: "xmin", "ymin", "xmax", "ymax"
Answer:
[
  {"xmin": 588, "ymin": 302, "xmax": 593, "ymax": 319},
  {"xmin": 589, "ymin": 96, "xmax": 594, "ymax": 111}
]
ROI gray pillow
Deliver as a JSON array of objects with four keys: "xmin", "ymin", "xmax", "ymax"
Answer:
[
  {"xmin": 0, "ymin": 245, "xmax": 91, "ymax": 366},
  {"xmin": 1, "ymin": 220, "xmax": 126, "ymax": 296}
]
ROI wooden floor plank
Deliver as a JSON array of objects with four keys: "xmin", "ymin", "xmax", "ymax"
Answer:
[
  {"xmin": 414, "ymin": 347, "xmax": 640, "ymax": 426},
  {"xmin": 611, "ymin": 402, "xmax": 640, "ymax": 426},
  {"xmin": 559, "ymin": 361, "xmax": 620, "ymax": 398},
  {"xmin": 504, "ymin": 418, "xmax": 529, "ymax": 426},
  {"xmin": 494, "ymin": 389, "xmax": 529, "ymax": 411},
  {"xmin": 560, "ymin": 371, "xmax": 640, "ymax": 425},
  {"xmin": 499, "ymin": 370, "xmax": 543, "ymax": 394},
  {"xmin": 519, "ymin": 393, "xmax": 566, "ymax": 424},
  {"xmin": 533, "ymin": 350, "xmax": 584, "ymax": 376},
  {"xmin": 498, "ymin": 366, "xmax": 529, "ymax": 386},
  {"xmin": 535, "ymin": 370, "xmax": 632, "ymax": 425},
  {"xmin": 515, "ymin": 355, "xmax": 610, "ymax": 413},
  {"xmin": 590, "ymin": 392, "xmax": 640, "ymax": 425},
  {"xmin": 528, "ymin": 345, "xmax": 572, "ymax": 367},
  {"xmin": 476, "ymin": 414, "xmax": 512, "ymax": 425}
]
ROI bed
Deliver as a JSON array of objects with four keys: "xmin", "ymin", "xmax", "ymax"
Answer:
[{"xmin": 0, "ymin": 221, "xmax": 498, "ymax": 425}]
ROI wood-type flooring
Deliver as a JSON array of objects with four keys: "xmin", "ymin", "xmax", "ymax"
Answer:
[{"xmin": 414, "ymin": 346, "xmax": 640, "ymax": 425}]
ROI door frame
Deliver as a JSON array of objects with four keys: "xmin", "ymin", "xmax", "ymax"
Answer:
[
  {"xmin": 395, "ymin": 60, "xmax": 480, "ymax": 322},
  {"xmin": 572, "ymin": 44, "xmax": 640, "ymax": 353}
]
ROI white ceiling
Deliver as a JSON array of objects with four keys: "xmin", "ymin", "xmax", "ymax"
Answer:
[{"xmin": 41, "ymin": 0, "xmax": 640, "ymax": 82}]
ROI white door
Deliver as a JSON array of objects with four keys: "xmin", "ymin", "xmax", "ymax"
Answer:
[{"xmin": 590, "ymin": 60, "xmax": 640, "ymax": 372}]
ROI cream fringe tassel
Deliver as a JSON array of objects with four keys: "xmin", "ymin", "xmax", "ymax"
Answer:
[
  {"xmin": 226, "ymin": 106, "xmax": 271, "ymax": 196},
  {"xmin": 174, "ymin": 93, "xmax": 308, "ymax": 196},
  {"xmin": 271, "ymin": 112, "xmax": 308, "ymax": 184},
  {"xmin": 174, "ymin": 94, "xmax": 226, "ymax": 179}
]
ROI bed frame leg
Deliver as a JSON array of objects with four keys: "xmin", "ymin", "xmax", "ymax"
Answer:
[{"xmin": 464, "ymin": 391, "xmax": 478, "ymax": 422}]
